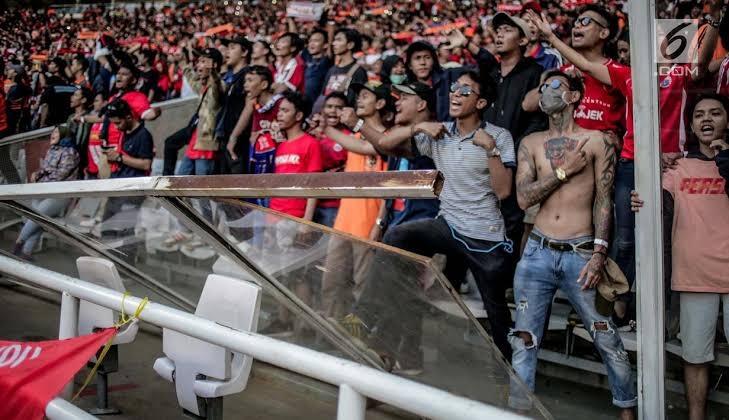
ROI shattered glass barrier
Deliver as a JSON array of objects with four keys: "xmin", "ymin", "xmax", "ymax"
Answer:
[
  {"xmin": 0, "ymin": 180, "xmax": 552, "ymax": 418},
  {"xmin": 0, "ymin": 198, "xmax": 194, "ymax": 311},
  {"xmin": 182, "ymin": 198, "xmax": 552, "ymax": 417}
]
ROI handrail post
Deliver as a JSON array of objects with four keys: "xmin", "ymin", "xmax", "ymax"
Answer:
[
  {"xmin": 59, "ymin": 291, "xmax": 79, "ymax": 399},
  {"xmin": 337, "ymin": 384, "xmax": 366, "ymax": 420},
  {"xmin": 629, "ymin": 1, "xmax": 666, "ymax": 419}
]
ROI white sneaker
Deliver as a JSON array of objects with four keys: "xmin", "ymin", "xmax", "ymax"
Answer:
[{"xmin": 79, "ymin": 219, "xmax": 96, "ymax": 228}]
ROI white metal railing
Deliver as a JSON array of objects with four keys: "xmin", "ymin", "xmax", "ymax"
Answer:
[
  {"xmin": 46, "ymin": 398, "xmax": 97, "ymax": 420},
  {"xmin": 0, "ymin": 255, "xmax": 526, "ymax": 420}
]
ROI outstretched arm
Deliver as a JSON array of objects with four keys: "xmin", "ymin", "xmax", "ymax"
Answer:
[
  {"xmin": 528, "ymin": 10, "xmax": 611, "ymax": 86},
  {"xmin": 323, "ymin": 126, "xmax": 378, "ymax": 156}
]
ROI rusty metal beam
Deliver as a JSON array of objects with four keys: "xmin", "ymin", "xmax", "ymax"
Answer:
[{"xmin": 0, "ymin": 171, "xmax": 443, "ymax": 200}]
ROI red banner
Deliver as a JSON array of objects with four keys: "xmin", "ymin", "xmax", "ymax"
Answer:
[{"xmin": 0, "ymin": 328, "xmax": 117, "ymax": 420}]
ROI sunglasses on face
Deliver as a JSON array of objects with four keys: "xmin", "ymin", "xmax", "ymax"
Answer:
[
  {"xmin": 450, "ymin": 82, "xmax": 478, "ymax": 97},
  {"xmin": 574, "ymin": 16, "xmax": 607, "ymax": 29},
  {"xmin": 539, "ymin": 78, "xmax": 565, "ymax": 93}
]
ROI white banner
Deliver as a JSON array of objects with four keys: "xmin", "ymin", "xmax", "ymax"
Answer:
[{"xmin": 286, "ymin": 1, "xmax": 324, "ymax": 22}]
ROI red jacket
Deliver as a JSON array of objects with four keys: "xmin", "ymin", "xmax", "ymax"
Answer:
[{"xmin": 0, "ymin": 94, "xmax": 8, "ymax": 133}]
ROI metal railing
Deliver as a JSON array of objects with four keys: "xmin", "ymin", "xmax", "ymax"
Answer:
[
  {"xmin": 46, "ymin": 398, "xmax": 97, "ymax": 420},
  {"xmin": 0, "ymin": 170, "xmax": 443, "ymax": 200},
  {"xmin": 0, "ymin": 255, "xmax": 525, "ymax": 420}
]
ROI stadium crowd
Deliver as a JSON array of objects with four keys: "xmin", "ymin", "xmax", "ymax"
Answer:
[{"xmin": 2, "ymin": 0, "xmax": 729, "ymax": 418}]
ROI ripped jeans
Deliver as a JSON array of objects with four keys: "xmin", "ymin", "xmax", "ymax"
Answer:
[{"xmin": 509, "ymin": 231, "xmax": 637, "ymax": 409}]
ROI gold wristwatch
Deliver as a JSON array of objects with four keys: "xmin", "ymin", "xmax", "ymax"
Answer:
[{"xmin": 555, "ymin": 167, "xmax": 567, "ymax": 182}]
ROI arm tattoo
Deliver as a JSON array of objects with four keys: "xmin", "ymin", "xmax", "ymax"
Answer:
[
  {"xmin": 593, "ymin": 134, "xmax": 616, "ymax": 243},
  {"xmin": 516, "ymin": 141, "xmax": 563, "ymax": 209}
]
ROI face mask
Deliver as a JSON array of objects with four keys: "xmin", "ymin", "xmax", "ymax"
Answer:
[
  {"xmin": 390, "ymin": 74, "xmax": 406, "ymax": 85},
  {"xmin": 539, "ymin": 88, "xmax": 569, "ymax": 115}
]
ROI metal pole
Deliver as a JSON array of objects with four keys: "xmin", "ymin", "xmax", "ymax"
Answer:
[
  {"xmin": 628, "ymin": 1, "xmax": 665, "ymax": 419},
  {"xmin": 337, "ymin": 384, "xmax": 366, "ymax": 420},
  {"xmin": 0, "ymin": 256, "xmax": 525, "ymax": 420},
  {"xmin": 59, "ymin": 291, "xmax": 79, "ymax": 400}
]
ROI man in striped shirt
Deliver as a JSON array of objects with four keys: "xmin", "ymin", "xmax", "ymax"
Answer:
[{"xmin": 349, "ymin": 70, "xmax": 517, "ymax": 368}]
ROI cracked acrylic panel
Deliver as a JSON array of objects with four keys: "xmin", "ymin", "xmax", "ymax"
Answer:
[
  {"xmin": 181, "ymin": 197, "xmax": 552, "ymax": 418},
  {"xmin": 0, "ymin": 198, "xmax": 199, "ymax": 311},
  {"xmin": 0, "ymin": 187, "xmax": 551, "ymax": 417}
]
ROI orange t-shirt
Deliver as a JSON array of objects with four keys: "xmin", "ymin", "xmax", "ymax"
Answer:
[
  {"xmin": 663, "ymin": 158, "xmax": 729, "ymax": 293},
  {"xmin": 333, "ymin": 138, "xmax": 386, "ymax": 239}
]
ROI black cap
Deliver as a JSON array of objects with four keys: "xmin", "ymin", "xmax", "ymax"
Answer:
[
  {"xmin": 393, "ymin": 82, "xmax": 433, "ymax": 100},
  {"xmin": 201, "ymin": 47, "xmax": 224, "ymax": 68},
  {"xmin": 350, "ymin": 81, "xmax": 390, "ymax": 101},
  {"xmin": 393, "ymin": 82, "xmax": 435, "ymax": 113},
  {"xmin": 220, "ymin": 36, "xmax": 252, "ymax": 52}
]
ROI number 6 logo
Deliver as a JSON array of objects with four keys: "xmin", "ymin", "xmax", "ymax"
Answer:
[
  {"xmin": 656, "ymin": 19, "xmax": 699, "ymax": 64},
  {"xmin": 661, "ymin": 22, "xmax": 692, "ymax": 60}
]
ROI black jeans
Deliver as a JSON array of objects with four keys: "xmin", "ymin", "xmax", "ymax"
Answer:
[
  {"xmin": 354, "ymin": 217, "xmax": 513, "ymax": 360},
  {"xmin": 162, "ymin": 127, "xmax": 191, "ymax": 176},
  {"xmin": 217, "ymin": 138, "xmax": 247, "ymax": 175}
]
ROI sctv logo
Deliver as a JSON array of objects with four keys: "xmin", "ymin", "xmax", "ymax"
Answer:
[{"xmin": 0, "ymin": 344, "xmax": 42, "ymax": 369}]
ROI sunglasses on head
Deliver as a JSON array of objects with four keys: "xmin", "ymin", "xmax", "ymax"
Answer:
[
  {"xmin": 450, "ymin": 82, "xmax": 478, "ymax": 97},
  {"xmin": 539, "ymin": 79, "xmax": 565, "ymax": 93},
  {"xmin": 575, "ymin": 16, "xmax": 607, "ymax": 29}
]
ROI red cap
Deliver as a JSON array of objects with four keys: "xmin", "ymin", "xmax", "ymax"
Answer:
[{"xmin": 522, "ymin": 1, "xmax": 543, "ymax": 14}]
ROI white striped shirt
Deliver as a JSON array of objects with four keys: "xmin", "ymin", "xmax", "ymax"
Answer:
[{"xmin": 414, "ymin": 121, "xmax": 516, "ymax": 241}]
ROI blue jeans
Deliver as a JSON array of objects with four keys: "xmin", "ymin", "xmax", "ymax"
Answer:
[
  {"xmin": 176, "ymin": 156, "xmax": 215, "ymax": 176},
  {"xmin": 175, "ymin": 156, "xmax": 215, "ymax": 228},
  {"xmin": 509, "ymin": 232, "xmax": 637, "ymax": 409},
  {"xmin": 313, "ymin": 207, "xmax": 338, "ymax": 228},
  {"xmin": 17, "ymin": 198, "xmax": 70, "ymax": 255},
  {"xmin": 613, "ymin": 160, "xmax": 635, "ymax": 290}
]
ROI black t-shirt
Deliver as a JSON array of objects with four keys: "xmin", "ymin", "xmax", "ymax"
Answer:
[
  {"xmin": 321, "ymin": 61, "xmax": 367, "ymax": 97},
  {"xmin": 216, "ymin": 67, "xmax": 249, "ymax": 141},
  {"xmin": 40, "ymin": 78, "xmax": 75, "ymax": 127},
  {"xmin": 5, "ymin": 83, "xmax": 32, "ymax": 134},
  {"xmin": 112, "ymin": 122, "xmax": 154, "ymax": 179},
  {"xmin": 139, "ymin": 68, "xmax": 161, "ymax": 101}
]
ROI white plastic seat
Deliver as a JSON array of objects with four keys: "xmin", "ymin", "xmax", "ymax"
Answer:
[
  {"xmin": 153, "ymin": 274, "xmax": 261, "ymax": 416},
  {"xmin": 76, "ymin": 257, "xmax": 138, "ymax": 345}
]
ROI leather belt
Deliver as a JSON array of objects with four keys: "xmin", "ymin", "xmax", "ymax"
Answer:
[{"xmin": 529, "ymin": 232, "xmax": 593, "ymax": 253}]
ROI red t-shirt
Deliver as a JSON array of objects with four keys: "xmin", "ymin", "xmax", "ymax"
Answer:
[
  {"xmin": 185, "ymin": 128, "xmax": 216, "ymax": 160},
  {"xmin": 658, "ymin": 64, "xmax": 691, "ymax": 154},
  {"xmin": 317, "ymin": 134, "xmax": 348, "ymax": 209},
  {"xmin": 273, "ymin": 56, "xmax": 306, "ymax": 94},
  {"xmin": 252, "ymin": 94, "xmax": 284, "ymax": 141},
  {"xmin": 86, "ymin": 122, "xmax": 108, "ymax": 175},
  {"xmin": 269, "ymin": 133, "xmax": 323, "ymax": 218},
  {"xmin": 561, "ymin": 60, "xmax": 626, "ymax": 134},
  {"xmin": 607, "ymin": 63, "xmax": 635, "ymax": 160},
  {"xmin": 0, "ymin": 94, "xmax": 8, "ymax": 132}
]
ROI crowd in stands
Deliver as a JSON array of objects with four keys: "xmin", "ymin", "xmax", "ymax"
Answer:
[{"xmin": 1, "ymin": 0, "xmax": 729, "ymax": 418}]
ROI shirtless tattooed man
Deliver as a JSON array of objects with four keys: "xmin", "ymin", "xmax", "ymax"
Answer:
[{"xmin": 508, "ymin": 70, "xmax": 636, "ymax": 419}]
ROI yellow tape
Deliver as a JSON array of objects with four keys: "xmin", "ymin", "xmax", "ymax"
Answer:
[{"xmin": 72, "ymin": 293, "xmax": 149, "ymax": 401}]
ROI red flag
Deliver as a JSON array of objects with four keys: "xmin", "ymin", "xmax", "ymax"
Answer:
[{"xmin": 0, "ymin": 328, "xmax": 117, "ymax": 420}]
